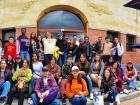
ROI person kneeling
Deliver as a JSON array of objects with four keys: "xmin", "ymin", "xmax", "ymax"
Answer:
[
  {"xmin": 66, "ymin": 66, "xmax": 88, "ymax": 105},
  {"xmin": 31, "ymin": 66, "xmax": 60, "ymax": 105}
]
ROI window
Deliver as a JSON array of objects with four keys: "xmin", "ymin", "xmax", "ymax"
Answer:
[
  {"xmin": 2, "ymin": 28, "xmax": 16, "ymax": 47},
  {"xmin": 107, "ymin": 31, "xmax": 119, "ymax": 43},
  {"xmin": 126, "ymin": 35, "xmax": 135, "ymax": 52}
]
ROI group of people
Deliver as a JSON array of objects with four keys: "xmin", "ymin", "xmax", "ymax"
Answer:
[{"xmin": 0, "ymin": 28, "xmax": 138, "ymax": 105}]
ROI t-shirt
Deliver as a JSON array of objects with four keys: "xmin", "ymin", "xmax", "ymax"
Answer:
[
  {"xmin": 43, "ymin": 38, "xmax": 56, "ymax": 54},
  {"xmin": 32, "ymin": 62, "xmax": 43, "ymax": 76},
  {"xmin": 18, "ymin": 35, "xmax": 29, "ymax": 51}
]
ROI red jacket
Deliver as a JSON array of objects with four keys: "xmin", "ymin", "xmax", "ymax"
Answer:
[{"xmin": 4, "ymin": 42, "xmax": 16, "ymax": 59}]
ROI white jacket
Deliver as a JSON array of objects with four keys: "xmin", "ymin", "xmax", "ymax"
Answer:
[{"xmin": 111, "ymin": 43, "xmax": 124, "ymax": 56}]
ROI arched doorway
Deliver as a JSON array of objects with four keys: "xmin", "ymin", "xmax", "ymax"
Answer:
[{"xmin": 37, "ymin": 5, "xmax": 88, "ymax": 40}]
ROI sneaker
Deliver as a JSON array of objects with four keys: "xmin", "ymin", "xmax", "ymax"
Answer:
[
  {"xmin": 123, "ymin": 89, "xmax": 129, "ymax": 94},
  {"xmin": 0, "ymin": 97, "xmax": 6, "ymax": 105},
  {"xmin": 90, "ymin": 93, "xmax": 93, "ymax": 100},
  {"xmin": 115, "ymin": 95, "xmax": 120, "ymax": 105},
  {"xmin": 62, "ymin": 98, "xmax": 66, "ymax": 105},
  {"xmin": 28, "ymin": 98, "xmax": 31, "ymax": 104}
]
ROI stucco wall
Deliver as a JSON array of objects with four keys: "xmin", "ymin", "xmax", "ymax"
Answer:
[{"xmin": 0, "ymin": 0, "xmax": 140, "ymax": 36}]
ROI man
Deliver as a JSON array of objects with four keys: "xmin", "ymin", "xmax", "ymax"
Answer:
[
  {"xmin": 31, "ymin": 66, "xmax": 60, "ymax": 105},
  {"xmin": 17, "ymin": 28, "xmax": 30, "ymax": 62},
  {"xmin": 111, "ymin": 37, "xmax": 124, "ymax": 65},
  {"xmin": 96, "ymin": 37, "xmax": 103, "ymax": 54},
  {"xmin": 83, "ymin": 36, "xmax": 92, "ymax": 62},
  {"xmin": 0, "ymin": 60, "xmax": 11, "ymax": 105},
  {"xmin": 4, "ymin": 36, "xmax": 16, "ymax": 59},
  {"xmin": 102, "ymin": 36, "xmax": 113, "ymax": 64}
]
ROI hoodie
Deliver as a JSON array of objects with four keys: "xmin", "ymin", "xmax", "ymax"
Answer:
[{"xmin": 4, "ymin": 42, "xmax": 16, "ymax": 59}]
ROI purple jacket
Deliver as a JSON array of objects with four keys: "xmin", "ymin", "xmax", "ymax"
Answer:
[{"xmin": 35, "ymin": 73, "xmax": 58, "ymax": 94}]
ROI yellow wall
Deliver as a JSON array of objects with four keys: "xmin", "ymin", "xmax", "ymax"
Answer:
[{"xmin": 0, "ymin": 0, "xmax": 140, "ymax": 36}]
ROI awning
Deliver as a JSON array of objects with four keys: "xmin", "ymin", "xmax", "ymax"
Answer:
[
  {"xmin": 124, "ymin": 0, "xmax": 140, "ymax": 10},
  {"xmin": 130, "ymin": 43, "xmax": 140, "ymax": 48}
]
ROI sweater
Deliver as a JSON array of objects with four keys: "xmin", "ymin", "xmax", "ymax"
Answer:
[
  {"xmin": 12, "ymin": 68, "xmax": 32, "ymax": 82},
  {"xmin": 66, "ymin": 79, "xmax": 88, "ymax": 98}
]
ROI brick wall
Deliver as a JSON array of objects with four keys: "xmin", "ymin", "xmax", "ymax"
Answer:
[
  {"xmin": 88, "ymin": 29, "xmax": 140, "ymax": 64},
  {"xmin": 16, "ymin": 27, "xmax": 37, "ymax": 38}
]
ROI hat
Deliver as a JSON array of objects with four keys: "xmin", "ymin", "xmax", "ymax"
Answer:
[
  {"xmin": 128, "ymin": 60, "xmax": 133, "ymax": 64},
  {"xmin": 42, "ymin": 66, "xmax": 49, "ymax": 72},
  {"xmin": 71, "ymin": 66, "xmax": 79, "ymax": 71}
]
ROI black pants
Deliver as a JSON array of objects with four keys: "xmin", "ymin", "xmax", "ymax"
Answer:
[{"xmin": 6, "ymin": 87, "xmax": 27, "ymax": 105}]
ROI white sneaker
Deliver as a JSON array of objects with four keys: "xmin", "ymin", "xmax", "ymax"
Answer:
[
  {"xmin": 28, "ymin": 98, "xmax": 31, "ymax": 104},
  {"xmin": 90, "ymin": 93, "xmax": 93, "ymax": 100},
  {"xmin": 29, "ymin": 100, "xmax": 33, "ymax": 104},
  {"xmin": 123, "ymin": 89, "xmax": 129, "ymax": 94},
  {"xmin": 115, "ymin": 95, "xmax": 120, "ymax": 105}
]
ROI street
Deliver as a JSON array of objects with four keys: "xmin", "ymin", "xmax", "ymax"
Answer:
[{"xmin": 121, "ymin": 97, "xmax": 140, "ymax": 105}]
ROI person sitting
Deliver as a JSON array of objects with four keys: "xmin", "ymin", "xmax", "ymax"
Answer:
[
  {"xmin": 100, "ymin": 67, "xmax": 118, "ymax": 105},
  {"xmin": 46, "ymin": 57, "xmax": 61, "ymax": 84},
  {"xmin": 112, "ymin": 62, "xmax": 123, "ymax": 93},
  {"xmin": 90, "ymin": 54, "xmax": 105, "ymax": 87},
  {"xmin": 124, "ymin": 61, "xmax": 138, "ymax": 92},
  {"xmin": 60, "ymin": 55, "xmax": 75, "ymax": 104},
  {"xmin": 66, "ymin": 66, "xmax": 88, "ymax": 105},
  {"xmin": 6, "ymin": 54, "xmax": 15, "ymax": 74},
  {"xmin": 6, "ymin": 60, "xmax": 32, "ymax": 105},
  {"xmin": 0, "ymin": 60, "xmax": 11, "ymax": 105},
  {"xmin": 13, "ymin": 55, "xmax": 23, "ymax": 71},
  {"xmin": 31, "ymin": 66, "xmax": 60, "ymax": 105},
  {"xmin": 76, "ymin": 53, "xmax": 93, "ymax": 99}
]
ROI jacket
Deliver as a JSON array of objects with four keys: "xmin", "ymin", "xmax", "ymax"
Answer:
[{"xmin": 0, "ymin": 70, "xmax": 11, "ymax": 83}]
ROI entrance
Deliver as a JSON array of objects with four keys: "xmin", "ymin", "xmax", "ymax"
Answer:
[{"xmin": 37, "ymin": 5, "xmax": 88, "ymax": 40}]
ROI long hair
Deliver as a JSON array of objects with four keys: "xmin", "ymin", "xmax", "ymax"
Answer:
[
  {"xmin": 102, "ymin": 68, "xmax": 113, "ymax": 81},
  {"xmin": 68, "ymin": 73, "xmax": 82, "ymax": 85},
  {"xmin": 126, "ymin": 63, "xmax": 134, "ymax": 71},
  {"xmin": 94, "ymin": 54, "xmax": 102, "ymax": 70},
  {"xmin": 77, "ymin": 53, "xmax": 89, "ymax": 69},
  {"xmin": 113, "ymin": 61, "xmax": 120, "ymax": 75}
]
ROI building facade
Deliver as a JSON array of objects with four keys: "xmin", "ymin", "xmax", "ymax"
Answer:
[{"xmin": 0, "ymin": 0, "xmax": 140, "ymax": 64}]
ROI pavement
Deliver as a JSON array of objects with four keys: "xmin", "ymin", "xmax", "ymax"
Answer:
[{"xmin": 11, "ymin": 81, "xmax": 140, "ymax": 105}]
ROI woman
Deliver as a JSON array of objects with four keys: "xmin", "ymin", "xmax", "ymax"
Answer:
[
  {"xmin": 29, "ymin": 32, "xmax": 37, "ymax": 54},
  {"xmin": 6, "ymin": 60, "xmax": 32, "ymax": 105},
  {"xmin": 42, "ymin": 32, "xmax": 56, "ymax": 65},
  {"xmin": 106, "ymin": 56, "xmax": 114, "ymax": 67},
  {"xmin": 67, "ymin": 38, "xmax": 78, "ymax": 63},
  {"xmin": 124, "ymin": 61, "xmax": 138, "ymax": 91},
  {"xmin": 14, "ymin": 55, "xmax": 23, "ymax": 71},
  {"xmin": 112, "ymin": 62, "xmax": 123, "ymax": 92},
  {"xmin": 100, "ymin": 67, "xmax": 118, "ymax": 104},
  {"xmin": 76, "ymin": 53, "xmax": 93, "ymax": 99},
  {"xmin": 46, "ymin": 57, "xmax": 61, "ymax": 84},
  {"xmin": 66, "ymin": 66, "xmax": 88, "ymax": 105},
  {"xmin": 31, "ymin": 66, "xmax": 60, "ymax": 105},
  {"xmin": 30, "ymin": 53, "xmax": 43, "ymax": 89},
  {"xmin": 56, "ymin": 34, "xmax": 68, "ymax": 66},
  {"xmin": 36, "ymin": 35, "xmax": 44, "ymax": 61},
  {"xmin": 6, "ymin": 54, "xmax": 15, "ymax": 74},
  {"xmin": 90, "ymin": 54, "xmax": 105, "ymax": 87}
]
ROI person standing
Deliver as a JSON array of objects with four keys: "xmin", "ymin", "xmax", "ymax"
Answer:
[
  {"xmin": 102, "ymin": 37, "xmax": 113, "ymax": 64},
  {"xmin": 56, "ymin": 34, "xmax": 68, "ymax": 66},
  {"xmin": 111, "ymin": 37, "xmax": 124, "ymax": 65},
  {"xmin": 4, "ymin": 36, "xmax": 16, "ymax": 60},
  {"xmin": 42, "ymin": 32, "xmax": 56, "ymax": 65},
  {"xmin": 17, "ymin": 28, "xmax": 30, "ymax": 62},
  {"xmin": 96, "ymin": 37, "xmax": 103, "ymax": 54}
]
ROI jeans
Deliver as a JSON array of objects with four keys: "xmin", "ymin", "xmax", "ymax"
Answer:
[
  {"xmin": 20, "ymin": 51, "xmax": 30, "ymax": 62},
  {"xmin": 31, "ymin": 78, "xmax": 37, "ymax": 91},
  {"xmin": 58, "ymin": 52, "xmax": 67, "ymax": 66},
  {"xmin": 60, "ymin": 79, "xmax": 67, "ymax": 97},
  {"xmin": 0, "ymin": 81, "xmax": 11, "ymax": 97},
  {"xmin": 31, "ymin": 93, "xmax": 60, "ymax": 105},
  {"xmin": 69, "ymin": 96, "xmax": 87, "ymax": 105},
  {"xmin": 86, "ymin": 75, "xmax": 93, "ymax": 94},
  {"xmin": 128, "ymin": 79, "xmax": 137, "ymax": 89}
]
